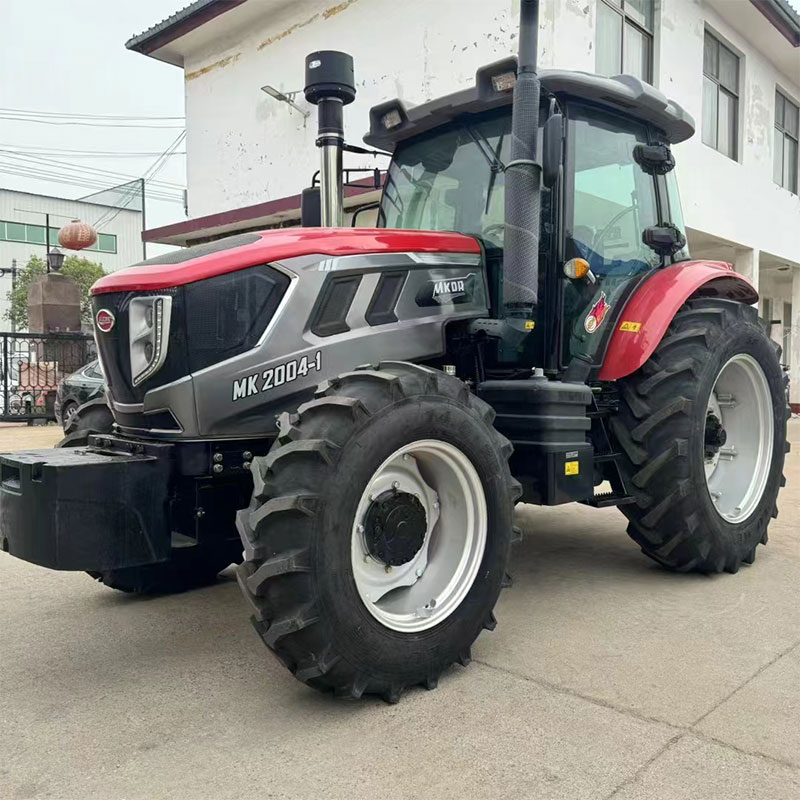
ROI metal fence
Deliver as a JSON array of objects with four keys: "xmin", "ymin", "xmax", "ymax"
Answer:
[{"xmin": 0, "ymin": 332, "xmax": 95, "ymax": 422}]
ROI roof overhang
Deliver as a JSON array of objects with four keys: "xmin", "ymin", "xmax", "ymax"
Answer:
[
  {"xmin": 143, "ymin": 183, "xmax": 381, "ymax": 247},
  {"xmin": 125, "ymin": 0, "xmax": 247, "ymax": 66},
  {"xmin": 751, "ymin": 0, "xmax": 800, "ymax": 46}
]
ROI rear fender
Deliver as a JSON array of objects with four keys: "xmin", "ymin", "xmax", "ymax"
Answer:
[{"xmin": 597, "ymin": 261, "xmax": 757, "ymax": 381}]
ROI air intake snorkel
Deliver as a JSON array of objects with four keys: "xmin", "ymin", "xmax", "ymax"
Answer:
[
  {"xmin": 503, "ymin": 0, "xmax": 542, "ymax": 317},
  {"xmin": 304, "ymin": 51, "xmax": 356, "ymax": 227}
]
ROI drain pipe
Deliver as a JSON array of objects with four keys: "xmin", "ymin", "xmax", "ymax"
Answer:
[
  {"xmin": 304, "ymin": 51, "xmax": 356, "ymax": 227},
  {"xmin": 503, "ymin": 0, "xmax": 542, "ymax": 314}
]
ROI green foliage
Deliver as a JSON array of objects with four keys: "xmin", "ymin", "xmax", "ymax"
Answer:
[{"xmin": 4, "ymin": 253, "xmax": 106, "ymax": 330}]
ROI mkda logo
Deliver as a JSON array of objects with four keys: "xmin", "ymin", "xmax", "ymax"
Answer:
[
  {"xmin": 416, "ymin": 273, "xmax": 478, "ymax": 307},
  {"xmin": 432, "ymin": 278, "xmax": 467, "ymax": 298},
  {"xmin": 95, "ymin": 309, "xmax": 115, "ymax": 333}
]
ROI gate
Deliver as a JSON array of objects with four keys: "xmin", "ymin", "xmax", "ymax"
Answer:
[{"xmin": 0, "ymin": 332, "xmax": 95, "ymax": 422}]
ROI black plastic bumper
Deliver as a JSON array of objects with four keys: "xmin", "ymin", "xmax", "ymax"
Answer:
[{"xmin": 0, "ymin": 437, "xmax": 172, "ymax": 571}]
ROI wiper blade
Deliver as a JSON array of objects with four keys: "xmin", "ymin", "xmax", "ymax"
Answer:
[{"xmin": 464, "ymin": 125, "xmax": 505, "ymax": 173}]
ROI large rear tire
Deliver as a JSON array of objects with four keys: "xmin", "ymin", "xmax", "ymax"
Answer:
[
  {"xmin": 609, "ymin": 298, "xmax": 789, "ymax": 573},
  {"xmin": 236, "ymin": 362, "xmax": 520, "ymax": 702}
]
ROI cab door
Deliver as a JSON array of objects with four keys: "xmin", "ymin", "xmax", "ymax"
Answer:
[{"xmin": 561, "ymin": 104, "xmax": 662, "ymax": 370}]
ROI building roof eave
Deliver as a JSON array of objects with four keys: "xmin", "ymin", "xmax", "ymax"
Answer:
[
  {"xmin": 125, "ymin": 0, "xmax": 247, "ymax": 65},
  {"xmin": 752, "ymin": 0, "xmax": 800, "ymax": 46}
]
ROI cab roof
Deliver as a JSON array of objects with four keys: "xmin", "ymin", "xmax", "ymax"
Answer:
[{"xmin": 364, "ymin": 56, "xmax": 695, "ymax": 151}]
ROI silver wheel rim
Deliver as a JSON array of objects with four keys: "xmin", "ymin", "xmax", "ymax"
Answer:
[
  {"xmin": 64, "ymin": 405, "xmax": 77, "ymax": 423},
  {"xmin": 351, "ymin": 439, "xmax": 487, "ymax": 633},
  {"xmin": 704, "ymin": 354, "xmax": 774, "ymax": 523}
]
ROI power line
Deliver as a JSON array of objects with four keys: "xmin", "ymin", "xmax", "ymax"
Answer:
[
  {"xmin": 0, "ymin": 143, "xmax": 184, "ymax": 155},
  {"xmin": 0, "ymin": 148, "xmax": 186, "ymax": 159},
  {"xmin": 93, "ymin": 131, "xmax": 188, "ymax": 231},
  {"xmin": 0, "ymin": 164, "xmax": 184, "ymax": 203},
  {"xmin": 0, "ymin": 150, "xmax": 186, "ymax": 190},
  {"xmin": 0, "ymin": 107, "xmax": 184, "ymax": 121},
  {"xmin": 0, "ymin": 115, "xmax": 184, "ymax": 129}
]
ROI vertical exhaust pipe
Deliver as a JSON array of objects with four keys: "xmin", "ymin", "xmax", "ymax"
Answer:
[
  {"xmin": 304, "ymin": 51, "xmax": 356, "ymax": 227},
  {"xmin": 504, "ymin": 0, "xmax": 542, "ymax": 314}
]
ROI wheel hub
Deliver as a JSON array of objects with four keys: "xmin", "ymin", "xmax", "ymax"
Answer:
[
  {"xmin": 351, "ymin": 440, "xmax": 487, "ymax": 633},
  {"xmin": 364, "ymin": 489, "xmax": 427, "ymax": 566},
  {"xmin": 704, "ymin": 411, "xmax": 727, "ymax": 459}
]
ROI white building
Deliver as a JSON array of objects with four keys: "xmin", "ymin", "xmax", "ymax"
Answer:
[
  {"xmin": 0, "ymin": 187, "xmax": 143, "ymax": 322},
  {"xmin": 127, "ymin": 0, "xmax": 800, "ymax": 406}
]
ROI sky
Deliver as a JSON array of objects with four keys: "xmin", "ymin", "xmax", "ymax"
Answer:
[{"xmin": 0, "ymin": 0, "xmax": 190, "ymax": 247}]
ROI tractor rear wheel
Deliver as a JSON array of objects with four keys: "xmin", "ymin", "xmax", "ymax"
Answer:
[
  {"xmin": 235, "ymin": 362, "xmax": 519, "ymax": 702},
  {"xmin": 609, "ymin": 298, "xmax": 789, "ymax": 573}
]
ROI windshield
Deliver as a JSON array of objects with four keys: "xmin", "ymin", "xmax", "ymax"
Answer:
[{"xmin": 381, "ymin": 111, "xmax": 512, "ymax": 249}]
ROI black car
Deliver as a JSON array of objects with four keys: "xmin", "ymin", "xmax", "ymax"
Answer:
[{"xmin": 54, "ymin": 360, "xmax": 106, "ymax": 429}]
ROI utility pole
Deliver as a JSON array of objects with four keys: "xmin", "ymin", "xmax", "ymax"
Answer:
[
  {"xmin": 141, "ymin": 177, "xmax": 147, "ymax": 261},
  {"xmin": 45, "ymin": 213, "xmax": 50, "ymax": 272}
]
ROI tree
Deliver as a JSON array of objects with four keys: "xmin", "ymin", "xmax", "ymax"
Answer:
[{"xmin": 4, "ymin": 254, "xmax": 106, "ymax": 330}]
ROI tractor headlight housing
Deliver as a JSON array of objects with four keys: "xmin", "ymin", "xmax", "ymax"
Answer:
[
  {"xmin": 491, "ymin": 71, "xmax": 517, "ymax": 93},
  {"xmin": 381, "ymin": 108, "xmax": 403, "ymax": 130},
  {"xmin": 129, "ymin": 295, "xmax": 172, "ymax": 387}
]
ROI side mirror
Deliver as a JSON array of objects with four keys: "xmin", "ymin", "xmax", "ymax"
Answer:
[
  {"xmin": 301, "ymin": 187, "xmax": 321, "ymax": 227},
  {"xmin": 642, "ymin": 224, "xmax": 686, "ymax": 257},
  {"xmin": 633, "ymin": 143, "xmax": 675, "ymax": 175},
  {"xmin": 542, "ymin": 113, "xmax": 563, "ymax": 189}
]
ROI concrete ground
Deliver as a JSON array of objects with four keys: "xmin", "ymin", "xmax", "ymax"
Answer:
[{"xmin": 1, "ymin": 420, "xmax": 799, "ymax": 800}]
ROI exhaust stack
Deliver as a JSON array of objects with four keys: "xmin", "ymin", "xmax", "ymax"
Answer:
[
  {"xmin": 503, "ymin": 0, "xmax": 542, "ymax": 314},
  {"xmin": 304, "ymin": 51, "xmax": 356, "ymax": 227}
]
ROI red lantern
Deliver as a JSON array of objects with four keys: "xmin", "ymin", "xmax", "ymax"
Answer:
[{"xmin": 58, "ymin": 219, "xmax": 98, "ymax": 251}]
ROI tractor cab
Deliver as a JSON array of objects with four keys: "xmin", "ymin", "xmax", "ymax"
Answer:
[{"xmin": 365, "ymin": 60, "xmax": 694, "ymax": 376}]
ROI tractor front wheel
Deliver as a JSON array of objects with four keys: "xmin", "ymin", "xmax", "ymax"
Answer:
[
  {"xmin": 236, "ymin": 362, "xmax": 519, "ymax": 702},
  {"xmin": 610, "ymin": 298, "xmax": 789, "ymax": 574}
]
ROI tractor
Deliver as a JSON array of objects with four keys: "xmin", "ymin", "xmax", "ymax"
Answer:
[{"xmin": 0, "ymin": 0, "xmax": 789, "ymax": 703}]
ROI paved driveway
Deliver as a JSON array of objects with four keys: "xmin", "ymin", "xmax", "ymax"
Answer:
[{"xmin": 1, "ymin": 421, "xmax": 799, "ymax": 799}]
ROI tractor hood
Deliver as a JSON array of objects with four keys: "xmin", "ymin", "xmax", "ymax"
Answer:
[{"xmin": 92, "ymin": 228, "xmax": 480, "ymax": 295}]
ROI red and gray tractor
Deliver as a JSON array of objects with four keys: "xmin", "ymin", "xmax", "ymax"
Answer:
[{"xmin": 1, "ymin": 0, "xmax": 789, "ymax": 702}]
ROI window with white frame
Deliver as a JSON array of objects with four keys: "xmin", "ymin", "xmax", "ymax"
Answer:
[
  {"xmin": 774, "ymin": 90, "xmax": 799, "ymax": 195},
  {"xmin": 702, "ymin": 31, "xmax": 739, "ymax": 160},
  {"xmin": 596, "ymin": 0, "xmax": 654, "ymax": 84}
]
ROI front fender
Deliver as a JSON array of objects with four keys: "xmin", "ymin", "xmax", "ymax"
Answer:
[{"xmin": 598, "ymin": 261, "xmax": 757, "ymax": 381}]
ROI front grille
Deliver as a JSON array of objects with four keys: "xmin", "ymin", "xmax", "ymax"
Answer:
[{"xmin": 92, "ymin": 263, "xmax": 290, "ymax": 407}]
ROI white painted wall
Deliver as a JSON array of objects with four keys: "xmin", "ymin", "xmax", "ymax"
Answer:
[
  {"xmin": 0, "ymin": 189, "xmax": 143, "ymax": 324},
  {"xmin": 175, "ymin": 0, "xmax": 800, "ymax": 397},
  {"xmin": 181, "ymin": 0, "xmax": 799, "ymax": 256}
]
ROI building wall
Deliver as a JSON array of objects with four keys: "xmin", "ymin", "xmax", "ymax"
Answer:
[
  {"xmin": 177, "ymin": 0, "xmax": 800, "ymax": 399},
  {"xmin": 0, "ymin": 189, "xmax": 143, "ymax": 324}
]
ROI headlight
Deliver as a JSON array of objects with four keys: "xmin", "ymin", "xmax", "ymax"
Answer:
[
  {"xmin": 382, "ymin": 109, "xmax": 403, "ymax": 129},
  {"xmin": 129, "ymin": 295, "xmax": 172, "ymax": 387},
  {"xmin": 491, "ymin": 71, "xmax": 516, "ymax": 93}
]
